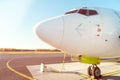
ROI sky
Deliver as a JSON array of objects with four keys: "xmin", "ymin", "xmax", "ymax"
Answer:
[{"xmin": 0, "ymin": 0, "xmax": 120, "ymax": 49}]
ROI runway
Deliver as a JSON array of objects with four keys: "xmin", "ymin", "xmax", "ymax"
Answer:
[{"xmin": 0, "ymin": 53, "xmax": 120, "ymax": 80}]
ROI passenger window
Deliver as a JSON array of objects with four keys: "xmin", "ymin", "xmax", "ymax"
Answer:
[{"xmin": 65, "ymin": 9, "xmax": 78, "ymax": 14}]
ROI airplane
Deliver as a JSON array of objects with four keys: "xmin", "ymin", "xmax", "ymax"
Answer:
[{"xmin": 33, "ymin": 7, "xmax": 120, "ymax": 79}]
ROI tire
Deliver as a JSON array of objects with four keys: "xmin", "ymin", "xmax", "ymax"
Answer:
[
  {"xmin": 93, "ymin": 67, "xmax": 101, "ymax": 79},
  {"xmin": 88, "ymin": 66, "xmax": 92, "ymax": 76}
]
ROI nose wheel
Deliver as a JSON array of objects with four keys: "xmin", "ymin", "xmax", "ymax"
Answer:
[{"xmin": 88, "ymin": 64, "xmax": 102, "ymax": 79}]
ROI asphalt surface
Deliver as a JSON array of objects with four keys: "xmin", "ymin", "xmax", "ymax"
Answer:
[{"xmin": 0, "ymin": 53, "xmax": 71, "ymax": 80}]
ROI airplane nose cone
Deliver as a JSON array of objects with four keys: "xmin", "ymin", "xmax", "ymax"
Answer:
[{"xmin": 34, "ymin": 17, "xmax": 63, "ymax": 48}]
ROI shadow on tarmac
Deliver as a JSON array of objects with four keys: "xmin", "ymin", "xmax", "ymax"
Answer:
[{"xmin": 102, "ymin": 76, "xmax": 120, "ymax": 80}]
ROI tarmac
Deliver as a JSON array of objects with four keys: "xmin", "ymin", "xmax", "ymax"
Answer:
[
  {"xmin": 0, "ymin": 53, "xmax": 120, "ymax": 80},
  {"xmin": 0, "ymin": 53, "xmax": 70, "ymax": 80},
  {"xmin": 27, "ymin": 60, "xmax": 120, "ymax": 80}
]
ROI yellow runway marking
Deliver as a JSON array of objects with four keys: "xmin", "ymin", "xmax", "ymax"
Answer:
[
  {"xmin": 103, "ymin": 70, "xmax": 120, "ymax": 77},
  {"xmin": 80, "ymin": 73, "xmax": 89, "ymax": 79},
  {"xmin": 79, "ymin": 70, "xmax": 120, "ymax": 80},
  {"xmin": 6, "ymin": 59, "xmax": 36, "ymax": 80},
  {"xmin": 85, "ymin": 70, "xmax": 120, "ymax": 80}
]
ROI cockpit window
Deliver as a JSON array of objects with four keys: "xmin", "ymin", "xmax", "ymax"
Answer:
[
  {"xmin": 78, "ymin": 9, "xmax": 88, "ymax": 16},
  {"xmin": 78, "ymin": 9, "xmax": 98, "ymax": 16},
  {"xmin": 65, "ymin": 9, "xmax": 78, "ymax": 14},
  {"xmin": 89, "ymin": 10, "xmax": 98, "ymax": 15},
  {"xmin": 65, "ymin": 8, "xmax": 98, "ymax": 16}
]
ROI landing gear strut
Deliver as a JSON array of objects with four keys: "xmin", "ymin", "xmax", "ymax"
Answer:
[{"xmin": 88, "ymin": 64, "xmax": 102, "ymax": 79}]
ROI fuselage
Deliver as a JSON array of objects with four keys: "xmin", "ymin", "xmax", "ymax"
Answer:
[{"xmin": 34, "ymin": 7, "xmax": 120, "ymax": 58}]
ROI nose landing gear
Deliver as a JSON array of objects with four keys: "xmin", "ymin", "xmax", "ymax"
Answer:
[{"xmin": 88, "ymin": 64, "xmax": 102, "ymax": 79}]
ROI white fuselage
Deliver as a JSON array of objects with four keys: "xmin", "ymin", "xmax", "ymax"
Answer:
[{"xmin": 34, "ymin": 7, "xmax": 120, "ymax": 58}]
